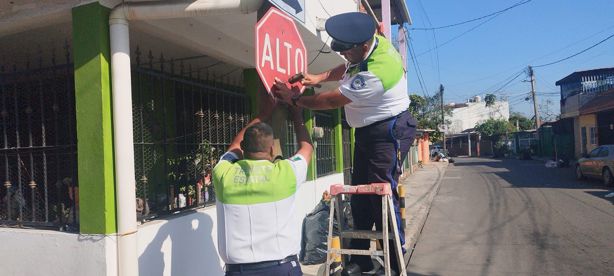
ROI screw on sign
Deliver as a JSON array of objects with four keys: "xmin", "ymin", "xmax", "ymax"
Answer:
[{"xmin": 255, "ymin": 7, "xmax": 307, "ymax": 94}]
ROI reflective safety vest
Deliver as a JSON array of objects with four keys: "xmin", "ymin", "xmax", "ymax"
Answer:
[{"xmin": 213, "ymin": 155, "xmax": 305, "ymax": 264}]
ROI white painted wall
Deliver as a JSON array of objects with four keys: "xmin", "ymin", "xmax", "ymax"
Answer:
[
  {"xmin": 0, "ymin": 228, "xmax": 117, "ymax": 276},
  {"xmin": 137, "ymin": 173, "xmax": 344, "ymax": 276},
  {"xmin": 448, "ymin": 100, "xmax": 510, "ymax": 134}
]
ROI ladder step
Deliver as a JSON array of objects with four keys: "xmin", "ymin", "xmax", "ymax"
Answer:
[
  {"xmin": 340, "ymin": 230, "xmax": 393, "ymax": 240},
  {"xmin": 329, "ymin": 248, "xmax": 384, "ymax": 256}
]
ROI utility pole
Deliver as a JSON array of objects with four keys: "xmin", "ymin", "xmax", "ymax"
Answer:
[
  {"xmin": 529, "ymin": 66, "xmax": 542, "ymax": 156},
  {"xmin": 440, "ymin": 84, "xmax": 446, "ymax": 151},
  {"xmin": 528, "ymin": 66, "xmax": 541, "ymax": 128}
]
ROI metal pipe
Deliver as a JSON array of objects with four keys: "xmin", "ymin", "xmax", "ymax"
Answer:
[{"xmin": 109, "ymin": 1, "xmax": 263, "ymax": 275}]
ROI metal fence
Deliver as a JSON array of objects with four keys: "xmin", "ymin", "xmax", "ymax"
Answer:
[
  {"xmin": 314, "ymin": 112, "xmax": 335, "ymax": 177},
  {"xmin": 0, "ymin": 47, "xmax": 78, "ymax": 231},
  {"xmin": 132, "ymin": 50, "xmax": 248, "ymax": 221},
  {"xmin": 284, "ymin": 119, "xmax": 298, "ymax": 158}
]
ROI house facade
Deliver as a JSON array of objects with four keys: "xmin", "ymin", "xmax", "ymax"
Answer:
[
  {"xmin": 557, "ymin": 67, "xmax": 614, "ymax": 158},
  {"xmin": 447, "ymin": 96, "xmax": 510, "ymax": 135},
  {"xmin": 0, "ymin": 1, "xmax": 412, "ymax": 275}
]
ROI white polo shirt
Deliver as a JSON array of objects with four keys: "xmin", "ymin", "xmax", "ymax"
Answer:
[{"xmin": 213, "ymin": 152, "xmax": 308, "ymax": 264}]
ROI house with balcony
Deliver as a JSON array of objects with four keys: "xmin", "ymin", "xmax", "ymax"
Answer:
[
  {"xmin": 557, "ymin": 67, "xmax": 614, "ymax": 158},
  {"xmin": 0, "ymin": 1, "xmax": 412, "ymax": 275}
]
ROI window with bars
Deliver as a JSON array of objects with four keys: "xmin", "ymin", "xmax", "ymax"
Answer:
[
  {"xmin": 314, "ymin": 112, "xmax": 335, "ymax": 177},
  {"xmin": 132, "ymin": 57, "xmax": 249, "ymax": 221},
  {"xmin": 0, "ymin": 56, "xmax": 78, "ymax": 231}
]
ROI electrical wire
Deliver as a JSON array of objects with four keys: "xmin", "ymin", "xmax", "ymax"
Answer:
[
  {"xmin": 416, "ymin": 13, "xmax": 501, "ymax": 57},
  {"xmin": 410, "ymin": 0, "xmax": 532, "ymax": 31},
  {"xmin": 533, "ymin": 33, "xmax": 614, "ymax": 68},
  {"xmin": 406, "ymin": 30, "xmax": 430, "ymax": 98},
  {"xmin": 308, "ymin": 37, "xmax": 331, "ymax": 66}
]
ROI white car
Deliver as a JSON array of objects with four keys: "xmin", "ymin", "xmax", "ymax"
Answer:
[{"xmin": 575, "ymin": 145, "xmax": 614, "ymax": 187}]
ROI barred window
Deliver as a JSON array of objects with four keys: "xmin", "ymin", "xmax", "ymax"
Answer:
[
  {"xmin": 284, "ymin": 119, "xmax": 297, "ymax": 158},
  {"xmin": 132, "ymin": 54, "xmax": 249, "ymax": 221},
  {"xmin": 0, "ymin": 58, "xmax": 78, "ymax": 231},
  {"xmin": 314, "ymin": 112, "xmax": 335, "ymax": 177}
]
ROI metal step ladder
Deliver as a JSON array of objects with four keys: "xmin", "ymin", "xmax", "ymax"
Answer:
[{"xmin": 325, "ymin": 183, "xmax": 406, "ymax": 276}]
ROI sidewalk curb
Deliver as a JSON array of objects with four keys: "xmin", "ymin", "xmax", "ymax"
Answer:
[{"xmin": 404, "ymin": 163, "xmax": 448, "ymax": 266}]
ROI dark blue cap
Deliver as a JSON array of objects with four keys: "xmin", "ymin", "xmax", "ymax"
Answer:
[{"xmin": 325, "ymin": 12, "xmax": 376, "ymax": 52}]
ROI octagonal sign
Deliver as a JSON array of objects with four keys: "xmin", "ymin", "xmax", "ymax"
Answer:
[{"xmin": 256, "ymin": 7, "xmax": 307, "ymax": 94}]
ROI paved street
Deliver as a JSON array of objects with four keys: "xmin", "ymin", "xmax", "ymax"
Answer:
[{"xmin": 408, "ymin": 157, "xmax": 614, "ymax": 276}]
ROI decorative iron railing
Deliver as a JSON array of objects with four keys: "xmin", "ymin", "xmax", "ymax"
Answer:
[
  {"xmin": 314, "ymin": 112, "xmax": 335, "ymax": 177},
  {"xmin": 0, "ymin": 47, "xmax": 78, "ymax": 231},
  {"xmin": 132, "ymin": 49, "xmax": 248, "ymax": 221}
]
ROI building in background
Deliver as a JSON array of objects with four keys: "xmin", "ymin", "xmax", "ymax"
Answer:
[
  {"xmin": 447, "ymin": 95, "xmax": 510, "ymax": 135},
  {"xmin": 0, "ymin": 1, "xmax": 411, "ymax": 275},
  {"xmin": 557, "ymin": 67, "xmax": 614, "ymax": 158}
]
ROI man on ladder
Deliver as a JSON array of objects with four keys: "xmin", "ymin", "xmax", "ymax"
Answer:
[{"xmin": 273, "ymin": 12, "xmax": 417, "ymax": 276}]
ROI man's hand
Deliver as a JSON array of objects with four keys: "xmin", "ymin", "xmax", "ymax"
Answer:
[
  {"xmin": 273, "ymin": 78, "xmax": 300, "ymax": 105},
  {"xmin": 301, "ymin": 72, "xmax": 325, "ymax": 87}
]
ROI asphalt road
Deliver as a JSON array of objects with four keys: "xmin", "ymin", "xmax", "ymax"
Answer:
[{"xmin": 407, "ymin": 157, "xmax": 614, "ymax": 276}]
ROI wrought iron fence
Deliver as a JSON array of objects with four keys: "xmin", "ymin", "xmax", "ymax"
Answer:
[
  {"xmin": 314, "ymin": 112, "xmax": 335, "ymax": 177},
  {"xmin": 284, "ymin": 119, "xmax": 297, "ymax": 158},
  {"xmin": 0, "ymin": 47, "xmax": 78, "ymax": 231},
  {"xmin": 132, "ymin": 49, "xmax": 249, "ymax": 221},
  {"xmin": 342, "ymin": 120, "xmax": 352, "ymax": 185}
]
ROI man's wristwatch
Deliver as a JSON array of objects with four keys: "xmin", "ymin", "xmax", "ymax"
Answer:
[{"xmin": 291, "ymin": 94, "xmax": 302, "ymax": 107}]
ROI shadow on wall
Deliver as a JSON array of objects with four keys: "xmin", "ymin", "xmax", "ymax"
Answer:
[{"xmin": 139, "ymin": 211, "xmax": 223, "ymax": 276}]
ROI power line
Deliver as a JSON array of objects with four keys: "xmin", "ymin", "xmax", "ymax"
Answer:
[
  {"xmin": 416, "ymin": 13, "xmax": 501, "ymax": 57},
  {"xmin": 410, "ymin": 0, "xmax": 532, "ymax": 31},
  {"xmin": 533, "ymin": 33, "xmax": 614, "ymax": 68},
  {"xmin": 406, "ymin": 30, "xmax": 430, "ymax": 98}
]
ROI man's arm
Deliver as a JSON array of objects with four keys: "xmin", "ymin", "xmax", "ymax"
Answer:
[
  {"xmin": 302, "ymin": 64, "xmax": 346, "ymax": 86},
  {"xmin": 289, "ymin": 106, "xmax": 313, "ymax": 161},
  {"xmin": 273, "ymin": 79, "xmax": 352, "ymax": 110},
  {"xmin": 295, "ymin": 89, "xmax": 351, "ymax": 110},
  {"xmin": 226, "ymin": 94, "xmax": 276, "ymax": 158}
]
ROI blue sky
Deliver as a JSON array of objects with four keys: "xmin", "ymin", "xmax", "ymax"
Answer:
[{"xmin": 399, "ymin": 0, "xmax": 614, "ymax": 119}]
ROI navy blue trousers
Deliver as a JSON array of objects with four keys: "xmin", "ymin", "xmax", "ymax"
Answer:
[
  {"xmin": 224, "ymin": 260, "xmax": 302, "ymax": 276},
  {"xmin": 350, "ymin": 111, "xmax": 416, "ymax": 272}
]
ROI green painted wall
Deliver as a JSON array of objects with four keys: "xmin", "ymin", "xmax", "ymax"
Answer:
[
  {"xmin": 303, "ymin": 89, "xmax": 316, "ymax": 180},
  {"xmin": 334, "ymin": 108, "xmax": 343, "ymax": 173},
  {"xmin": 72, "ymin": 3, "xmax": 116, "ymax": 234},
  {"xmin": 243, "ymin": 69, "xmax": 261, "ymax": 116}
]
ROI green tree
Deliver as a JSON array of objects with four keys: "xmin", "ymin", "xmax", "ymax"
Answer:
[
  {"xmin": 408, "ymin": 93, "xmax": 452, "ymax": 142},
  {"xmin": 475, "ymin": 118, "xmax": 513, "ymax": 137},
  {"xmin": 508, "ymin": 112, "xmax": 534, "ymax": 130}
]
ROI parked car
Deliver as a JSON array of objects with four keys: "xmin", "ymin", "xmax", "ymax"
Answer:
[
  {"xmin": 430, "ymin": 145, "xmax": 443, "ymax": 157},
  {"xmin": 575, "ymin": 145, "xmax": 614, "ymax": 186}
]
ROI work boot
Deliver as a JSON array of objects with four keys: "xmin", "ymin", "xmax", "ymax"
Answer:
[{"xmin": 340, "ymin": 263, "xmax": 361, "ymax": 276}]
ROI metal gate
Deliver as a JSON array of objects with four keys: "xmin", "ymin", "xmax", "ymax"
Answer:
[
  {"xmin": 314, "ymin": 112, "xmax": 335, "ymax": 177},
  {"xmin": 132, "ymin": 51, "xmax": 249, "ymax": 221},
  {"xmin": 0, "ymin": 52, "xmax": 78, "ymax": 230}
]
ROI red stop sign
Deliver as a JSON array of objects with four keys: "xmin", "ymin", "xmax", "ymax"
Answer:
[{"xmin": 255, "ymin": 7, "xmax": 307, "ymax": 94}]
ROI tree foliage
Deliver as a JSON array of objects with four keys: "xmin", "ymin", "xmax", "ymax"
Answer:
[
  {"xmin": 508, "ymin": 112, "xmax": 534, "ymax": 131},
  {"xmin": 408, "ymin": 93, "xmax": 452, "ymax": 142},
  {"xmin": 475, "ymin": 118, "xmax": 513, "ymax": 137}
]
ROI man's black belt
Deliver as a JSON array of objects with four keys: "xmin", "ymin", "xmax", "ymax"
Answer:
[{"xmin": 225, "ymin": 255, "xmax": 298, "ymax": 272}]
